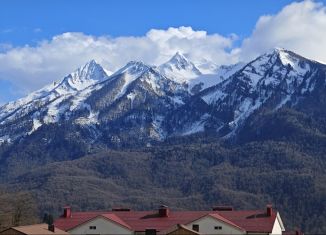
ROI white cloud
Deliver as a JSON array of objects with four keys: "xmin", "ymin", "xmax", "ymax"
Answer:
[
  {"xmin": 239, "ymin": 0, "xmax": 326, "ymax": 63},
  {"xmin": 2, "ymin": 0, "xmax": 326, "ymax": 103},
  {"xmin": 0, "ymin": 26, "xmax": 237, "ymax": 95}
]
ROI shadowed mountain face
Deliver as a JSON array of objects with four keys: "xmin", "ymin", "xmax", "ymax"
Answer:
[
  {"xmin": 1, "ymin": 48, "xmax": 325, "ymax": 147},
  {"xmin": 0, "ymin": 49, "xmax": 326, "ymax": 234}
]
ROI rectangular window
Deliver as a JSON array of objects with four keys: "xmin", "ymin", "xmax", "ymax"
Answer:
[
  {"xmin": 192, "ymin": 224, "xmax": 199, "ymax": 232},
  {"xmin": 214, "ymin": 226, "xmax": 222, "ymax": 230},
  {"xmin": 89, "ymin": 226, "xmax": 97, "ymax": 230}
]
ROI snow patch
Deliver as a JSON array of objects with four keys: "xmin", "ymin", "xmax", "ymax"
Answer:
[
  {"xmin": 181, "ymin": 114, "xmax": 210, "ymax": 135},
  {"xmin": 113, "ymin": 61, "xmax": 150, "ymax": 99},
  {"xmin": 171, "ymin": 96, "xmax": 184, "ymax": 105},
  {"xmin": 279, "ymin": 51, "xmax": 310, "ymax": 76},
  {"xmin": 75, "ymin": 111, "xmax": 99, "ymax": 125},
  {"xmin": 159, "ymin": 52, "xmax": 202, "ymax": 84},
  {"xmin": 127, "ymin": 92, "xmax": 136, "ymax": 101},
  {"xmin": 150, "ymin": 115, "xmax": 166, "ymax": 140},
  {"xmin": 0, "ymin": 135, "xmax": 11, "ymax": 144},
  {"xmin": 202, "ymin": 89, "xmax": 227, "ymax": 104}
]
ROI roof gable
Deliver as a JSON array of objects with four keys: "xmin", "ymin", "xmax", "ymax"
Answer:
[
  {"xmin": 276, "ymin": 212, "xmax": 286, "ymax": 231},
  {"xmin": 208, "ymin": 213, "xmax": 245, "ymax": 231},
  {"xmin": 186, "ymin": 213, "xmax": 245, "ymax": 232},
  {"xmin": 159, "ymin": 224, "xmax": 201, "ymax": 235},
  {"xmin": 55, "ymin": 209, "xmax": 277, "ymax": 233},
  {"xmin": 66, "ymin": 214, "xmax": 132, "ymax": 232}
]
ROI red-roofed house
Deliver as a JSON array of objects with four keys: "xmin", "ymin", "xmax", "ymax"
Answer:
[{"xmin": 54, "ymin": 205, "xmax": 295, "ymax": 235}]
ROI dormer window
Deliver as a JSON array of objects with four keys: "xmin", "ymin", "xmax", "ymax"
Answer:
[{"xmin": 192, "ymin": 224, "xmax": 199, "ymax": 232}]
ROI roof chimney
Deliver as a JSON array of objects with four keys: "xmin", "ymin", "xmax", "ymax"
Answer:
[
  {"xmin": 48, "ymin": 224, "xmax": 55, "ymax": 233},
  {"xmin": 266, "ymin": 204, "xmax": 273, "ymax": 217},
  {"xmin": 158, "ymin": 205, "xmax": 169, "ymax": 217},
  {"xmin": 63, "ymin": 206, "xmax": 71, "ymax": 218}
]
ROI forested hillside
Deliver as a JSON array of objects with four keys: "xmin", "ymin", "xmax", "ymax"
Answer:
[{"xmin": 0, "ymin": 106, "xmax": 326, "ymax": 233}]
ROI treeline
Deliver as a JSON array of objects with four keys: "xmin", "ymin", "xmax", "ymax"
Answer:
[
  {"xmin": 0, "ymin": 107, "xmax": 325, "ymax": 233},
  {"xmin": 0, "ymin": 189, "xmax": 39, "ymax": 231}
]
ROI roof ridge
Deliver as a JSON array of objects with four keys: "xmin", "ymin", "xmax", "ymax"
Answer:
[
  {"xmin": 208, "ymin": 213, "xmax": 245, "ymax": 231},
  {"xmin": 55, "ymin": 209, "xmax": 278, "ymax": 233},
  {"xmin": 13, "ymin": 223, "xmax": 48, "ymax": 228},
  {"xmin": 97, "ymin": 214, "xmax": 132, "ymax": 230}
]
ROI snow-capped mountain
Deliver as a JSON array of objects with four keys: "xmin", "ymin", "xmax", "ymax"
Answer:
[
  {"xmin": 159, "ymin": 52, "xmax": 243, "ymax": 94},
  {"xmin": 187, "ymin": 62, "xmax": 245, "ymax": 94},
  {"xmin": 82, "ymin": 60, "xmax": 189, "ymax": 142},
  {"xmin": 171, "ymin": 48, "xmax": 326, "ymax": 137},
  {"xmin": 0, "ymin": 60, "xmax": 111, "ymax": 142},
  {"xmin": 0, "ymin": 59, "xmax": 188, "ymax": 144},
  {"xmin": 0, "ymin": 60, "xmax": 109, "ymax": 128},
  {"xmin": 57, "ymin": 59, "xmax": 111, "ymax": 93},
  {"xmin": 158, "ymin": 52, "xmax": 202, "ymax": 83},
  {"xmin": 0, "ymin": 48, "xmax": 325, "ymax": 146},
  {"xmin": 195, "ymin": 59, "xmax": 220, "ymax": 74}
]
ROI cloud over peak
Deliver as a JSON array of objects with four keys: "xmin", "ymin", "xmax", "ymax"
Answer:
[
  {"xmin": 1, "ymin": 0, "xmax": 326, "ymax": 102},
  {"xmin": 0, "ymin": 27, "xmax": 236, "ymax": 94},
  {"xmin": 240, "ymin": 0, "xmax": 326, "ymax": 62}
]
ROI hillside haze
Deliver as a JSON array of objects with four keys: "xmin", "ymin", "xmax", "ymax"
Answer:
[{"xmin": 0, "ymin": 48, "xmax": 326, "ymax": 233}]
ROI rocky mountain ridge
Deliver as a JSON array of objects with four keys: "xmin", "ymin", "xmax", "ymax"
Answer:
[{"xmin": 0, "ymin": 48, "xmax": 325, "ymax": 146}]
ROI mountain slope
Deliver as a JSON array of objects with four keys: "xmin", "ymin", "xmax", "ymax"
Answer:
[
  {"xmin": 0, "ymin": 60, "xmax": 110, "ymax": 143},
  {"xmin": 1, "ymin": 48, "xmax": 326, "ymax": 233},
  {"xmin": 159, "ymin": 52, "xmax": 243, "ymax": 94},
  {"xmin": 168, "ymin": 48, "xmax": 326, "ymax": 137},
  {"xmin": 158, "ymin": 52, "xmax": 202, "ymax": 83},
  {"xmin": 187, "ymin": 62, "xmax": 244, "ymax": 94},
  {"xmin": 1, "ymin": 138, "xmax": 325, "ymax": 234},
  {"xmin": 1, "ymin": 48, "xmax": 326, "ymax": 146},
  {"xmin": 83, "ymin": 61, "xmax": 189, "ymax": 143},
  {"xmin": 0, "ymin": 60, "xmax": 190, "ymax": 146}
]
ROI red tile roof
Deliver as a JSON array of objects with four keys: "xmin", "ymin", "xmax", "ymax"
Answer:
[
  {"xmin": 208, "ymin": 213, "xmax": 245, "ymax": 231},
  {"xmin": 3, "ymin": 223, "xmax": 69, "ymax": 235},
  {"xmin": 218, "ymin": 210, "xmax": 277, "ymax": 233},
  {"xmin": 54, "ymin": 209, "xmax": 277, "ymax": 233},
  {"xmin": 101, "ymin": 214, "xmax": 132, "ymax": 230},
  {"xmin": 159, "ymin": 224, "xmax": 201, "ymax": 235}
]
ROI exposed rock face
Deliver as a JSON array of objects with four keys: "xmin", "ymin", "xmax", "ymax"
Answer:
[{"xmin": 1, "ymin": 48, "xmax": 325, "ymax": 146}]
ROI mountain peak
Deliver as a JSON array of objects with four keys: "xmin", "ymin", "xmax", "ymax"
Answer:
[
  {"xmin": 272, "ymin": 47, "xmax": 286, "ymax": 53},
  {"xmin": 76, "ymin": 59, "xmax": 102, "ymax": 75},
  {"xmin": 54, "ymin": 60, "xmax": 109, "ymax": 94},
  {"xmin": 264, "ymin": 47, "xmax": 311, "ymax": 71},
  {"xmin": 252, "ymin": 47, "xmax": 301, "ymax": 68},
  {"xmin": 126, "ymin": 60, "xmax": 148, "ymax": 67},
  {"xmin": 168, "ymin": 51, "xmax": 190, "ymax": 65},
  {"xmin": 159, "ymin": 52, "xmax": 202, "ymax": 83},
  {"xmin": 71, "ymin": 59, "xmax": 107, "ymax": 80},
  {"xmin": 258, "ymin": 47, "xmax": 289, "ymax": 61},
  {"xmin": 175, "ymin": 51, "xmax": 183, "ymax": 56},
  {"xmin": 86, "ymin": 59, "xmax": 98, "ymax": 65},
  {"xmin": 113, "ymin": 60, "xmax": 152, "ymax": 77}
]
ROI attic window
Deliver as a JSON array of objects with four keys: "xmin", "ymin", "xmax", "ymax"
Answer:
[
  {"xmin": 214, "ymin": 226, "xmax": 222, "ymax": 230},
  {"xmin": 192, "ymin": 224, "xmax": 199, "ymax": 232},
  {"xmin": 89, "ymin": 226, "xmax": 96, "ymax": 230}
]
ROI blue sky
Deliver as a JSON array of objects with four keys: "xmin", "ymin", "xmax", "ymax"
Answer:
[
  {"xmin": 1, "ymin": 0, "xmax": 326, "ymax": 104},
  {"xmin": 1, "ymin": 0, "xmax": 297, "ymax": 46}
]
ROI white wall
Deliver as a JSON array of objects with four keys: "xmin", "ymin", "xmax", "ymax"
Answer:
[
  {"xmin": 69, "ymin": 216, "xmax": 133, "ymax": 235},
  {"xmin": 271, "ymin": 213, "xmax": 285, "ymax": 235},
  {"xmin": 185, "ymin": 215, "xmax": 245, "ymax": 235}
]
